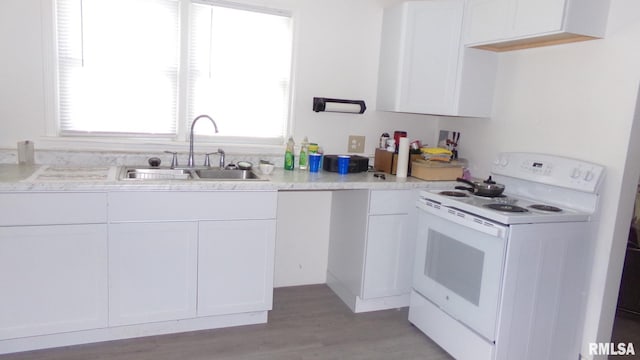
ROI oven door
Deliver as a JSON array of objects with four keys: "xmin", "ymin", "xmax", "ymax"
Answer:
[{"xmin": 412, "ymin": 206, "xmax": 508, "ymax": 342}]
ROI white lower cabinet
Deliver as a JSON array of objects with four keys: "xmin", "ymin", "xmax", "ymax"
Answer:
[
  {"xmin": 198, "ymin": 220, "xmax": 276, "ymax": 316},
  {"xmin": 362, "ymin": 214, "xmax": 413, "ymax": 299},
  {"xmin": 327, "ymin": 189, "xmax": 417, "ymax": 312},
  {"xmin": 108, "ymin": 222, "xmax": 198, "ymax": 326},
  {"xmin": 0, "ymin": 224, "xmax": 108, "ymax": 339},
  {"xmin": 109, "ymin": 219, "xmax": 276, "ymax": 325},
  {"xmin": 0, "ymin": 190, "xmax": 278, "ymax": 355},
  {"xmin": 107, "ymin": 190, "xmax": 277, "ymax": 325}
]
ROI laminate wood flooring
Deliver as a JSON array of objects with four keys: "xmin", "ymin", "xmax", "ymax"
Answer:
[
  {"xmin": 611, "ymin": 310, "xmax": 640, "ymax": 359},
  {"xmin": 1, "ymin": 285, "xmax": 453, "ymax": 360}
]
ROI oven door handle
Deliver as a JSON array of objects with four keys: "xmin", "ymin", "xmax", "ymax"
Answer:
[
  {"xmin": 446, "ymin": 209, "xmax": 505, "ymax": 237},
  {"xmin": 417, "ymin": 200, "xmax": 508, "ymax": 238}
]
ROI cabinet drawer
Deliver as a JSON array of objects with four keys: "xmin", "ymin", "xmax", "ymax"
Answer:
[
  {"xmin": 108, "ymin": 191, "xmax": 277, "ymax": 222},
  {"xmin": 369, "ymin": 190, "xmax": 416, "ymax": 215},
  {"xmin": 0, "ymin": 192, "xmax": 107, "ymax": 226}
]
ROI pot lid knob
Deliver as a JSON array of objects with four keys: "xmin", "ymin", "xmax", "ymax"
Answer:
[{"xmin": 484, "ymin": 176, "xmax": 496, "ymax": 184}]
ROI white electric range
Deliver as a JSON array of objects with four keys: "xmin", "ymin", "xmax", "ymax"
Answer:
[{"xmin": 409, "ymin": 152, "xmax": 605, "ymax": 360}]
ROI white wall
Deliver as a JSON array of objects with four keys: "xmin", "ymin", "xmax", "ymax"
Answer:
[
  {"xmin": 0, "ymin": 0, "xmax": 444, "ymax": 156},
  {"xmin": 442, "ymin": 1, "xmax": 640, "ymax": 357},
  {"xmin": 288, "ymin": 0, "xmax": 446, "ymax": 154},
  {"xmin": 0, "ymin": 0, "xmax": 46, "ymax": 144}
]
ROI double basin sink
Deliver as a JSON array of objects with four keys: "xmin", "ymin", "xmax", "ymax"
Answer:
[{"xmin": 120, "ymin": 167, "xmax": 265, "ymax": 181}]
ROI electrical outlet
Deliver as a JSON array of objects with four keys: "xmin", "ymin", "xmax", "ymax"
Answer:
[{"xmin": 348, "ymin": 135, "xmax": 365, "ymax": 153}]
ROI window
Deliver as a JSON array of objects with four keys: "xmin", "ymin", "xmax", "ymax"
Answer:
[{"xmin": 55, "ymin": 0, "xmax": 293, "ymax": 143}]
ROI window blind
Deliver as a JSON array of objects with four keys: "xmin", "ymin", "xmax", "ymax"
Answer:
[
  {"xmin": 187, "ymin": 2, "xmax": 292, "ymax": 142},
  {"xmin": 56, "ymin": 0, "xmax": 180, "ymax": 136},
  {"xmin": 55, "ymin": 0, "xmax": 293, "ymax": 142}
]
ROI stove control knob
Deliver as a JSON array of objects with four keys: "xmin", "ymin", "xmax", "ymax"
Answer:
[
  {"xmin": 584, "ymin": 170, "xmax": 594, "ymax": 182},
  {"xmin": 494, "ymin": 155, "xmax": 508, "ymax": 167},
  {"xmin": 571, "ymin": 168, "xmax": 582, "ymax": 179}
]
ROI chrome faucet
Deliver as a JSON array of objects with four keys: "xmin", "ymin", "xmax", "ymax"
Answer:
[
  {"xmin": 188, "ymin": 115, "xmax": 219, "ymax": 167},
  {"xmin": 204, "ymin": 148, "xmax": 225, "ymax": 168}
]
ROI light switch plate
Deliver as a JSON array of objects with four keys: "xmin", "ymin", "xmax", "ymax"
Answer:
[{"xmin": 348, "ymin": 135, "xmax": 365, "ymax": 153}]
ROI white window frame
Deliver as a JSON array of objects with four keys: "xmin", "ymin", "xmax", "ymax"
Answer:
[{"xmin": 40, "ymin": 0, "xmax": 295, "ymax": 151}]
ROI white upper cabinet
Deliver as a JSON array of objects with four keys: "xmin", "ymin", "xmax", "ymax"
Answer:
[
  {"xmin": 464, "ymin": 0, "xmax": 610, "ymax": 51},
  {"xmin": 377, "ymin": 0, "xmax": 497, "ymax": 117}
]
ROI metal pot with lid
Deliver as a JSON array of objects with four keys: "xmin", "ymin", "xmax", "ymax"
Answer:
[{"xmin": 455, "ymin": 176, "xmax": 505, "ymax": 197}]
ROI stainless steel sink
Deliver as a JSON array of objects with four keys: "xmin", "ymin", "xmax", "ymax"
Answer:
[
  {"xmin": 119, "ymin": 167, "xmax": 265, "ymax": 181},
  {"xmin": 194, "ymin": 169, "xmax": 263, "ymax": 180},
  {"xmin": 121, "ymin": 168, "xmax": 192, "ymax": 180}
]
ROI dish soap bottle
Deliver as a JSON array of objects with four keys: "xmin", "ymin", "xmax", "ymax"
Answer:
[
  {"xmin": 299, "ymin": 136, "xmax": 309, "ymax": 170},
  {"xmin": 284, "ymin": 136, "xmax": 295, "ymax": 170}
]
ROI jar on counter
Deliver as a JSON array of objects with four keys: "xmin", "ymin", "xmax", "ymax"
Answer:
[
  {"xmin": 386, "ymin": 139, "xmax": 396, "ymax": 152},
  {"xmin": 379, "ymin": 133, "xmax": 390, "ymax": 149}
]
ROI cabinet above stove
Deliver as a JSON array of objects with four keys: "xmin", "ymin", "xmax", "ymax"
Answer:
[{"xmin": 463, "ymin": 0, "xmax": 610, "ymax": 52}]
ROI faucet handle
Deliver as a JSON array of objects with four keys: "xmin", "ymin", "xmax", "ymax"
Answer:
[
  {"xmin": 217, "ymin": 148, "xmax": 225, "ymax": 169},
  {"xmin": 164, "ymin": 151, "xmax": 178, "ymax": 168},
  {"xmin": 204, "ymin": 152, "xmax": 217, "ymax": 167}
]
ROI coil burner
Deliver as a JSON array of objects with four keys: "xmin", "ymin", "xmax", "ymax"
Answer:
[
  {"xmin": 484, "ymin": 203, "xmax": 529, "ymax": 213},
  {"xmin": 530, "ymin": 204, "xmax": 563, "ymax": 212},
  {"xmin": 439, "ymin": 191, "xmax": 468, "ymax": 197},
  {"xmin": 474, "ymin": 193, "xmax": 507, "ymax": 198}
]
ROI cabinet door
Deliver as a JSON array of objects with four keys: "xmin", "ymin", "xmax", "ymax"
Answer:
[
  {"xmin": 108, "ymin": 222, "xmax": 198, "ymax": 326},
  {"xmin": 378, "ymin": 0, "xmax": 496, "ymax": 116},
  {"xmin": 463, "ymin": 0, "xmax": 511, "ymax": 45},
  {"xmin": 512, "ymin": 0, "xmax": 565, "ymax": 37},
  {"xmin": 465, "ymin": 0, "xmax": 567, "ymax": 45},
  {"xmin": 0, "ymin": 225, "xmax": 108, "ymax": 339},
  {"xmin": 400, "ymin": 1, "xmax": 463, "ymax": 114},
  {"xmin": 362, "ymin": 214, "xmax": 414, "ymax": 299},
  {"xmin": 198, "ymin": 220, "xmax": 276, "ymax": 316}
]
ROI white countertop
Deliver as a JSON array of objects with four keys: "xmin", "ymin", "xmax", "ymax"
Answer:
[{"xmin": 0, "ymin": 164, "xmax": 455, "ymax": 192}]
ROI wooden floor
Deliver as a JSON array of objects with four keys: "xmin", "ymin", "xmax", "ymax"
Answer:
[
  {"xmin": 611, "ymin": 310, "xmax": 640, "ymax": 359},
  {"xmin": 1, "ymin": 285, "xmax": 453, "ymax": 360}
]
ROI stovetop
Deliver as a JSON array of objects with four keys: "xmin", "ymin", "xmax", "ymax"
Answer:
[
  {"xmin": 416, "ymin": 152, "xmax": 604, "ymax": 225},
  {"xmin": 419, "ymin": 189, "xmax": 592, "ymax": 225}
]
